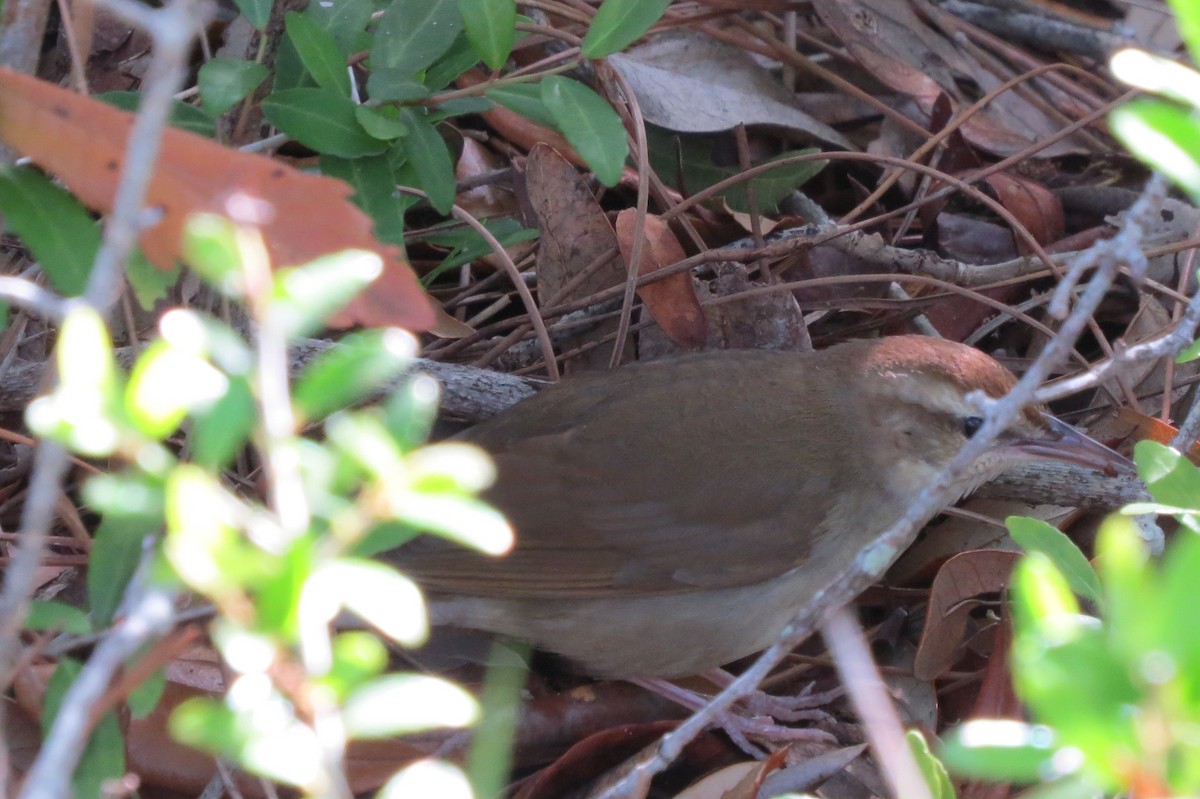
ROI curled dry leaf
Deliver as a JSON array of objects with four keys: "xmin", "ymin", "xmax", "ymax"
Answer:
[
  {"xmin": 982, "ymin": 172, "xmax": 1065, "ymax": 249},
  {"xmin": 913, "ymin": 548, "xmax": 1019, "ymax": 681},
  {"xmin": 614, "ymin": 209, "xmax": 707, "ymax": 351},
  {"xmin": 0, "ymin": 68, "xmax": 435, "ymax": 332}
]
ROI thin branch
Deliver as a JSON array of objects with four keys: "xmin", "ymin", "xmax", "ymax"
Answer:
[
  {"xmin": 20, "ymin": 557, "xmax": 175, "ymax": 799},
  {"xmin": 0, "ymin": 277, "xmax": 66, "ymax": 323},
  {"xmin": 824, "ymin": 607, "xmax": 931, "ymax": 799}
]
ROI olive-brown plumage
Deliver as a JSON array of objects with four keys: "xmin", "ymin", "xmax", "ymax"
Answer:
[{"xmin": 390, "ymin": 336, "xmax": 1129, "ymax": 678}]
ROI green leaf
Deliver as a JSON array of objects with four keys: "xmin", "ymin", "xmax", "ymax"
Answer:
[
  {"xmin": 366, "ymin": 69, "xmax": 431, "ymax": 102},
  {"xmin": 164, "ymin": 466, "xmax": 244, "ymax": 595},
  {"xmin": 198, "ymin": 57, "xmax": 269, "ymax": 117},
  {"xmin": 294, "ymin": 329, "xmax": 416, "ymax": 422},
  {"xmin": 725, "ymin": 150, "xmax": 827, "ymax": 213},
  {"xmin": 1161, "ymin": 528, "xmax": 1200, "ymax": 684},
  {"xmin": 327, "ymin": 410, "xmax": 407, "ymax": 481},
  {"xmin": 371, "ymin": 0, "xmax": 463, "ymax": 76},
  {"xmin": 182, "ymin": 214, "xmax": 243, "ymax": 295},
  {"xmin": 343, "ymin": 674, "xmax": 477, "ymax": 738},
  {"xmin": 97, "ymin": 91, "xmax": 217, "ymax": 138},
  {"xmin": 127, "ymin": 668, "xmax": 166, "ymax": 718},
  {"xmin": 303, "ymin": 558, "xmax": 428, "ymax": 645},
  {"xmin": 467, "ymin": 639, "xmax": 530, "ymax": 799},
  {"xmin": 189, "ymin": 376, "xmax": 255, "ymax": 470},
  {"xmin": 1110, "ymin": 100, "xmax": 1200, "ymax": 203},
  {"xmin": 907, "ymin": 729, "xmax": 954, "ymax": 799},
  {"xmin": 401, "ymin": 493, "xmax": 512, "ymax": 555},
  {"xmin": 422, "ymin": 218, "xmax": 537, "ymax": 284},
  {"xmin": 540, "ymin": 76, "xmax": 628, "ymax": 186},
  {"xmin": 306, "ymin": 0, "xmax": 373, "ymax": 50},
  {"xmin": 126, "ymin": 337, "xmax": 229, "ymax": 440},
  {"xmin": 433, "ymin": 96, "xmax": 493, "ymax": 116},
  {"xmin": 285, "ymin": 12, "xmax": 350, "ymax": 96},
  {"xmin": 1010, "ymin": 552, "xmax": 1081, "ymax": 642},
  {"xmin": 1177, "ymin": 333, "xmax": 1200, "ymax": 363},
  {"xmin": 382, "ymin": 760, "xmax": 473, "ymax": 798},
  {"xmin": 83, "ymin": 472, "xmax": 167, "ymax": 522},
  {"xmin": 457, "ymin": 0, "xmax": 515, "ymax": 70},
  {"xmin": 125, "ymin": 252, "xmax": 180, "ymax": 310},
  {"xmin": 939, "ymin": 721, "xmax": 1064, "ymax": 782},
  {"xmin": 486, "ymin": 83, "xmax": 557, "ymax": 128},
  {"xmin": 353, "ymin": 520, "xmax": 420, "ymax": 558},
  {"xmin": 1011, "ymin": 627, "xmax": 1141, "ymax": 781},
  {"xmin": 1110, "ymin": 49, "xmax": 1200, "ymax": 110},
  {"xmin": 646, "ymin": 126, "xmax": 734, "ymax": 196},
  {"xmin": 1133, "ymin": 439, "xmax": 1200, "ymax": 510},
  {"xmin": 354, "ymin": 105, "xmax": 407, "ymax": 140},
  {"xmin": 0, "ymin": 166, "xmax": 95, "ymax": 295},
  {"xmin": 398, "ymin": 111, "xmax": 456, "ymax": 213},
  {"xmin": 385, "ymin": 373, "xmax": 440, "ymax": 450},
  {"xmin": 1095, "ymin": 513, "xmax": 1150, "ymax": 605},
  {"xmin": 231, "ymin": 0, "xmax": 271, "ymax": 30},
  {"xmin": 271, "ymin": 249, "xmax": 383, "ymax": 338},
  {"xmin": 44, "ymin": 660, "xmax": 127, "ymax": 799},
  {"xmin": 319, "ymin": 153, "xmax": 408, "ymax": 245},
  {"xmin": 425, "ymin": 32, "xmax": 485, "ymax": 91},
  {"xmin": 1169, "ymin": 0, "xmax": 1200, "ymax": 64},
  {"xmin": 1006, "ymin": 516, "xmax": 1102, "ymax": 606},
  {"xmin": 26, "ymin": 305, "xmax": 121, "ymax": 456},
  {"xmin": 88, "ymin": 511, "xmax": 160, "ymax": 628},
  {"xmin": 272, "ymin": 36, "xmax": 313, "ymax": 93},
  {"xmin": 323, "ymin": 631, "xmax": 389, "ymax": 699},
  {"xmin": 262, "ymin": 88, "xmax": 387, "ymax": 157},
  {"xmin": 170, "ymin": 697, "xmax": 323, "ymax": 788},
  {"xmin": 581, "ymin": 0, "xmax": 671, "ymax": 58},
  {"xmin": 25, "ymin": 600, "xmax": 91, "ymax": 634}
]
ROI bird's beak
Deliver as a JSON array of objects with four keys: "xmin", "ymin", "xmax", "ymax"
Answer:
[{"xmin": 1003, "ymin": 413, "xmax": 1136, "ymax": 477}]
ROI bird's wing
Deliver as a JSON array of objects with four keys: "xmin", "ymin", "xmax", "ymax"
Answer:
[{"xmin": 391, "ymin": 351, "xmax": 861, "ymax": 599}]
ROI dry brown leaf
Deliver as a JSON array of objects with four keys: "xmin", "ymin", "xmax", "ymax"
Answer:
[
  {"xmin": 0, "ymin": 67, "xmax": 435, "ymax": 332},
  {"xmin": 983, "ymin": 173, "xmax": 1065, "ymax": 248},
  {"xmin": 523, "ymin": 144, "xmax": 628, "ymax": 370},
  {"xmin": 615, "ymin": 209, "xmax": 707, "ymax": 351},
  {"xmin": 913, "ymin": 549, "xmax": 1019, "ymax": 681}
]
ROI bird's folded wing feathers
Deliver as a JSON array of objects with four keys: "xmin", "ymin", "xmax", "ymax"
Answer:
[{"xmin": 391, "ymin": 352, "xmax": 856, "ymax": 600}]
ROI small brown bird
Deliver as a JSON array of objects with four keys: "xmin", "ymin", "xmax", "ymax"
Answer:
[{"xmin": 394, "ymin": 336, "xmax": 1131, "ymax": 679}]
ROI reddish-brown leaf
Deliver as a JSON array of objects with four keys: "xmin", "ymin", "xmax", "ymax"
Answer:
[
  {"xmin": 0, "ymin": 67, "xmax": 435, "ymax": 331},
  {"xmin": 983, "ymin": 172, "xmax": 1065, "ymax": 248},
  {"xmin": 615, "ymin": 210, "xmax": 707, "ymax": 350}
]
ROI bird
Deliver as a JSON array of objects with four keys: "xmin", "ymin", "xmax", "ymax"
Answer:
[{"xmin": 391, "ymin": 335, "xmax": 1132, "ymax": 679}]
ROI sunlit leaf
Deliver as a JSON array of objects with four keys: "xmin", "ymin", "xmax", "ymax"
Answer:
[
  {"xmin": 1007, "ymin": 516, "xmax": 1102, "ymax": 606},
  {"xmin": 343, "ymin": 674, "xmax": 477, "ymax": 738},
  {"xmin": 294, "ymin": 329, "xmax": 416, "ymax": 422}
]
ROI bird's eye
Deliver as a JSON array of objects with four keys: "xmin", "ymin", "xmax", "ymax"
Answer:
[{"xmin": 962, "ymin": 416, "xmax": 984, "ymax": 438}]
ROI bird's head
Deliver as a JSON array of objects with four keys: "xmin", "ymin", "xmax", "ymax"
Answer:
[{"xmin": 851, "ymin": 336, "xmax": 1133, "ymax": 497}]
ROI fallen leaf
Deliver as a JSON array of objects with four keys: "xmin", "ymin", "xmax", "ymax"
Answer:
[
  {"xmin": 982, "ymin": 173, "xmax": 1065, "ymax": 249},
  {"xmin": 913, "ymin": 549, "xmax": 1019, "ymax": 681},
  {"xmin": 608, "ymin": 30, "xmax": 853, "ymax": 149},
  {"xmin": 522, "ymin": 144, "xmax": 629, "ymax": 371},
  {"xmin": 614, "ymin": 209, "xmax": 706, "ymax": 350},
  {"xmin": 0, "ymin": 67, "xmax": 436, "ymax": 332}
]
